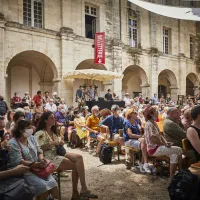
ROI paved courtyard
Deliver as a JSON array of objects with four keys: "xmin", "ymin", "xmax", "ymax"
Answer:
[{"xmin": 60, "ymin": 147, "xmax": 170, "ymax": 200}]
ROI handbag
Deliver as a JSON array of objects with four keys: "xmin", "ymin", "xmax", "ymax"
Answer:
[
  {"xmin": 30, "ymin": 159, "xmax": 56, "ymax": 179},
  {"xmin": 0, "ymin": 178, "xmax": 35, "ymax": 200},
  {"xmin": 56, "ymin": 145, "xmax": 66, "ymax": 156},
  {"xmin": 16, "ymin": 139, "xmax": 56, "ymax": 179}
]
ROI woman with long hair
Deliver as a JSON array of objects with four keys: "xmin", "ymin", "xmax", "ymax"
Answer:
[
  {"xmin": 35, "ymin": 111, "xmax": 97, "ymax": 200},
  {"xmin": 8, "ymin": 120, "xmax": 58, "ymax": 200}
]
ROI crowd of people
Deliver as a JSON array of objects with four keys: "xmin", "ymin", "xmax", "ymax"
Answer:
[{"xmin": 1, "ymin": 90, "xmax": 200, "ymax": 200}]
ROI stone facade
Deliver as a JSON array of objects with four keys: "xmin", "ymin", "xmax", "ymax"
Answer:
[{"xmin": 0, "ymin": 0, "xmax": 200, "ymax": 106}]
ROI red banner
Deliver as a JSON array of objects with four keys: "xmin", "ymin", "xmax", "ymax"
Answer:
[{"xmin": 94, "ymin": 32, "xmax": 105, "ymax": 64}]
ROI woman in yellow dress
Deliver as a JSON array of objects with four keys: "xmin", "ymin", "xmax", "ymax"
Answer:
[{"xmin": 74, "ymin": 110, "xmax": 88, "ymax": 140}]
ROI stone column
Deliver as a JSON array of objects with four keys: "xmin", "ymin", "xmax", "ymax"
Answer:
[
  {"xmin": 113, "ymin": 78, "xmax": 122, "ymax": 99},
  {"xmin": 61, "ymin": 0, "xmax": 72, "ymax": 28},
  {"xmin": 141, "ymin": 84, "xmax": 150, "ymax": 98},
  {"xmin": 0, "ymin": 13, "xmax": 6, "ymax": 98},
  {"xmin": 178, "ymin": 56, "xmax": 187, "ymax": 95},
  {"xmin": 170, "ymin": 86, "xmax": 178, "ymax": 101},
  {"xmin": 149, "ymin": 13, "xmax": 159, "ymax": 98},
  {"xmin": 60, "ymin": 27, "xmax": 75, "ymax": 104}
]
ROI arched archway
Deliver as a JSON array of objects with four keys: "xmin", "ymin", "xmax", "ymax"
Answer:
[
  {"xmin": 122, "ymin": 65, "xmax": 149, "ymax": 98},
  {"xmin": 72, "ymin": 59, "xmax": 107, "ymax": 103},
  {"xmin": 76, "ymin": 59, "xmax": 106, "ymax": 70},
  {"xmin": 6, "ymin": 51, "xmax": 58, "ymax": 100},
  {"xmin": 158, "ymin": 69, "xmax": 178, "ymax": 100},
  {"xmin": 186, "ymin": 73, "xmax": 199, "ymax": 96}
]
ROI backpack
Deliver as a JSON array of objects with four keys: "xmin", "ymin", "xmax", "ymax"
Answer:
[
  {"xmin": 168, "ymin": 169, "xmax": 200, "ymax": 200},
  {"xmin": 99, "ymin": 144, "xmax": 113, "ymax": 164},
  {"xmin": 71, "ymin": 129, "xmax": 82, "ymax": 149}
]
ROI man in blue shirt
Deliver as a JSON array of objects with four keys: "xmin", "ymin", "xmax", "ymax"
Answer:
[
  {"xmin": 152, "ymin": 93, "xmax": 158, "ymax": 105},
  {"xmin": 99, "ymin": 105, "xmax": 124, "ymax": 146}
]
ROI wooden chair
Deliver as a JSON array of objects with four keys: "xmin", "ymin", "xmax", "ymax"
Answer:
[
  {"xmin": 124, "ymin": 146, "xmax": 141, "ymax": 168},
  {"xmin": 182, "ymin": 138, "xmax": 193, "ymax": 153}
]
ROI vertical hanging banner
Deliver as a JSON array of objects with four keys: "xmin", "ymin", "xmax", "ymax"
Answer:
[{"xmin": 94, "ymin": 32, "xmax": 105, "ymax": 64}]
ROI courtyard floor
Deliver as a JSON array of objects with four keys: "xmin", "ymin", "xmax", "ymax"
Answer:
[{"xmin": 60, "ymin": 147, "xmax": 170, "ymax": 200}]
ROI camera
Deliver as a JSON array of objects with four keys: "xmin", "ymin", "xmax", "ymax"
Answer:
[
  {"xmin": 82, "ymin": 84, "xmax": 87, "ymax": 90},
  {"xmin": 94, "ymin": 85, "xmax": 98, "ymax": 89}
]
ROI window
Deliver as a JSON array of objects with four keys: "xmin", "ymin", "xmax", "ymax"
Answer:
[
  {"xmin": 162, "ymin": 0, "xmax": 171, "ymax": 5},
  {"xmin": 85, "ymin": 4, "xmax": 97, "ymax": 39},
  {"xmin": 23, "ymin": 0, "xmax": 43, "ymax": 28},
  {"xmin": 190, "ymin": 36, "xmax": 194, "ymax": 59},
  {"xmin": 129, "ymin": 19, "xmax": 138, "ymax": 47},
  {"xmin": 163, "ymin": 27, "xmax": 171, "ymax": 54}
]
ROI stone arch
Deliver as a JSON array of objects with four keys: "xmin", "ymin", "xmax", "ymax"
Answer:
[
  {"xmin": 186, "ymin": 73, "xmax": 200, "ymax": 96},
  {"xmin": 76, "ymin": 59, "xmax": 107, "ymax": 70},
  {"xmin": 122, "ymin": 65, "xmax": 149, "ymax": 98},
  {"xmin": 6, "ymin": 50, "xmax": 58, "ymax": 101},
  {"xmin": 158, "ymin": 69, "xmax": 178, "ymax": 100}
]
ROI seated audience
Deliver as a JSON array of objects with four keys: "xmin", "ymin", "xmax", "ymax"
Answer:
[
  {"xmin": 99, "ymin": 105, "xmax": 124, "ymax": 146},
  {"xmin": 65, "ymin": 107, "xmax": 75, "ymax": 145},
  {"xmin": 187, "ymin": 105, "xmax": 200, "ymax": 162},
  {"xmin": 123, "ymin": 109, "xmax": 150, "ymax": 173},
  {"xmin": 144, "ymin": 105, "xmax": 183, "ymax": 181},
  {"xmin": 163, "ymin": 107, "xmax": 186, "ymax": 148},
  {"xmin": 45, "ymin": 99, "xmax": 57, "ymax": 113},
  {"xmin": 86, "ymin": 106, "xmax": 105, "ymax": 156},
  {"xmin": 74, "ymin": 110, "xmax": 88, "ymax": 141},
  {"xmin": 9, "ymin": 120, "xmax": 58, "ymax": 200},
  {"xmin": 181, "ymin": 109, "xmax": 193, "ymax": 131},
  {"xmin": 35, "ymin": 111, "xmax": 97, "ymax": 199}
]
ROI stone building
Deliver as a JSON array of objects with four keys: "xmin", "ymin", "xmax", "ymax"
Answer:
[{"xmin": 0, "ymin": 0, "xmax": 200, "ymax": 106}]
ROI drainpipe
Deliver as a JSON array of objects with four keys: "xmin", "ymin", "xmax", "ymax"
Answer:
[{"xmin": 119, "ymin": 0, "xmax": 122, "ymax": 40}]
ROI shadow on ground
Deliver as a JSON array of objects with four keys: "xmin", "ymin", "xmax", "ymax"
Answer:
[{"xmin": 60, "ymin": 148, "xmax": 170, "ymax": 200}]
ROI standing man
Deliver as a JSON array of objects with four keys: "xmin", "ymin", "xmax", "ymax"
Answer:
[
  {"xmin": 152, "ymin": 93, "xmax": 158, "ymax": 105},
  {"xmin": 86, "ymin": 85, "xmax": 95, "ymax": 101},
  {"xmin": 33, "ymin": 91, "xmax": 43, "ymax": 106},
  {"xmin": 105, "ymin": 89, "xmax": 113, "ymax": 101},
  {"xmin": 76, "ymin": 86, "xmax": 84, "ymax": 104},
  {"xmin": 52, "ymin": 92, "xmax": 61, "ymax": 106},
  {"xmin": 43, "ymin": 91, "xmax": 50, "ymax": 105}
]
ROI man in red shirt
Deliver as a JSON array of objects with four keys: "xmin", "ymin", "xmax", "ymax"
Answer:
[
  {"xmin": 12, "ymin": 93, "xmax": 22, "ymax": 109},
  {"xmin": 33, "ymin": 91, "xmax": 43, "ymax": 106}
]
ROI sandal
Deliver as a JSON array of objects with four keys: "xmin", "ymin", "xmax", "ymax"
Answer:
[{"xmin": 80, "ymin": 190, "xmax": 98, "ymax": 199}]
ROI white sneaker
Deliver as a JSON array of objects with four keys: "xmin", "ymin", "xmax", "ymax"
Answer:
[
  {"xmin": 139, "ymin": 163, "xmax": 145, "ymax": 173},
  {"xmin": 143, "ymin": 163, "xmax": 151, "ymax": 174}
]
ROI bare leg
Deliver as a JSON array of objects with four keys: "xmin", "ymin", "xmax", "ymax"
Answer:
[
  {"xmin": 65, "ymin": 152, "xmax": 88, "ymax": 193},
  {"xmin": 169, "ymin": 163, "xmax": 177, "ymax": 181},
  {"xmin": 178, "ymin": 154, "xmax": 183, "ymax": 170},
  {"xmin": 96, "ymin": 135, "xmax": 105, "ymax": 154},
  {"xmin": 68, "ymin": 131, "xmax": 72, "ymax": 142},
  {"xmin": 36, "ymin": 191, "xmax": 49, "ymax": 200},
  {"xmin": 139, "ymin": 139, "xmax": 148, "ymax": 164},
  {"xmin": 49, "ymin": 187, "xmax": 59, "ymax": 199},
  {"xmin": 57, "ymin": 158, "xmax": 80, "ymax": 197}
]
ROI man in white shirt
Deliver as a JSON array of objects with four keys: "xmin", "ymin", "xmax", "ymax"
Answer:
[
  {"xmin": 45, "ymin": 99, "xmax": 57, "ymax": 113},
  {"xmin": 123, "ymin": 93, "xmax": 133, "ymax": 107}
]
